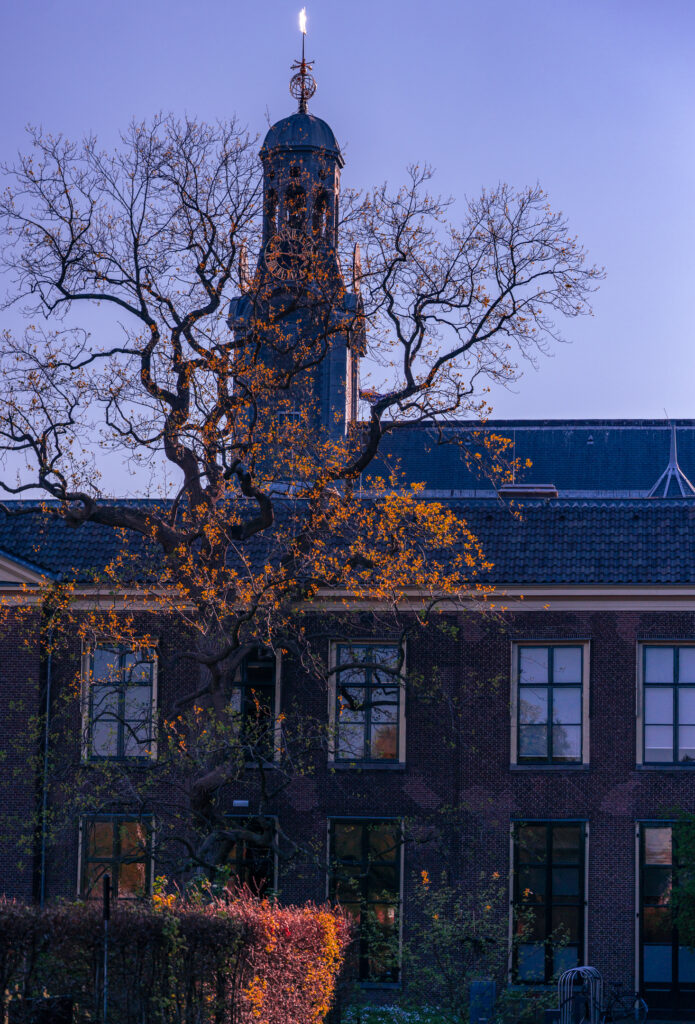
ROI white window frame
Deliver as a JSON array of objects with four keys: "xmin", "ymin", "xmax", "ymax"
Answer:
[
  {"xmin": 76, "ymin": 813, "xmax": 155, "ymax": 899},
  {"xmin": 327, "ymin": 640, "xmax": 406, "ymax": 765},
  {"xmin": 636, "ymin": 642, "xmax": 695, "ymax": 766},
  {"xmin": 510, "ymin": 641, "xmax": 590, "ymax": 766},
  {"xmin": 81, "ymin": 640, "xmax": 158, "ymax": 762},
  {"xmin": 326, "ymin": 815, "xmax": 404, "ymax": 984}
]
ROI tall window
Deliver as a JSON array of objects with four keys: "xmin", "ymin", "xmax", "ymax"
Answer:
[
  {"xmin": 330, "ymin": 819, "xmax": 401, "ymax": 982},
  {"xmin": 642, "ymin": 647, "xmax": 695, "ymax": 763},
  {"xmin": 231, "ymin": 649, "xmax": 276, "ymax": 756},
  {"xmin": 640, "ymin": 824, "xmax": 695, "ymax": 1009},
  {"xmin": 516, "ymin": 646, "xmax": 584, "ymax": 764},
  {"xmin": 514, "ymin": 821, "xmax": 585, "ymax": 982},
  {"xmin": 80, "ymin": 816, "xmax": 151, "ymax": 900},
  {"xmin": 225, "ymin": 816, "xmax": 275, "ymax": 896},
  {"xmin": 334, "ymin": 645, "xmax": 401, "ymax": 763},
  {"xmin": 87, "ymin": 645, "xmax": 155, "ymax": 760}
]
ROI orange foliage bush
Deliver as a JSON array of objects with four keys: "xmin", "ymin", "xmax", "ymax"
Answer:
[{"xmin": 0, "ymin": 892, "xmax": 350, "ymax": 1024}]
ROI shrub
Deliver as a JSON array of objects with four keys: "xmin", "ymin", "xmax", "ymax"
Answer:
[{"xmin": 0, "ymin": 891, "xmax": 350, "ymax": 1024}]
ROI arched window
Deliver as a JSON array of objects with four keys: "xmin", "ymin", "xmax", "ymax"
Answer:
[
  {"xmin": 313, "ymin": 190, "xmax": 330, "ymax": 237},
  {"xmin": 265, "ymin": 189, "xmax": 278, "ymax": 235},
  {"xmin": 285, "ymin": 185, "xmax": 306, "ymax": 230}
]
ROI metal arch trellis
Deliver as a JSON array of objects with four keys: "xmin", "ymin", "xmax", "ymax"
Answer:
[{"xmin": 558, "ymin": 966, "xmax": 604, "ymax": 1024}]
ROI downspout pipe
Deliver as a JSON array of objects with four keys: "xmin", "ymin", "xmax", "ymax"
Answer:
[{"xmin": 39, "ymin": 626, "xmax": 54, "ymax": 908}]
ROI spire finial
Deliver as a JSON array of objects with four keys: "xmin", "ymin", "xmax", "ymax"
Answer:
[{"xmin": 290, "ymin": 8, "xmax": 317, "ymax": 113}]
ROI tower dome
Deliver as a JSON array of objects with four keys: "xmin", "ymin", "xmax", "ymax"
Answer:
[{"xmin": 261, "ymin": 112, "xmax": 342, "ymax": 164}]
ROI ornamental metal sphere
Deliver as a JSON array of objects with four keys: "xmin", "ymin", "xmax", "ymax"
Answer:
[{"xmin": 290, "ymin": 71, "xmax": 317, "ymax": 102}]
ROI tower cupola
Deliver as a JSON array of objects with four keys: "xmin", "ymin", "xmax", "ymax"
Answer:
[{"xmin": 227, "ymin": 11, "xmax": 364, "ymax": 439}]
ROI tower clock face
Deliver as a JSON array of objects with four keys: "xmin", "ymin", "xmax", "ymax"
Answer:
[{"xmin": 265, "ymin": 227, "xmax": 314, "ymax": 282}]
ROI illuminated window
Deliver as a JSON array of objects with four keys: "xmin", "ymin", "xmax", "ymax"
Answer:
[
  {"xmin": 330, "ymin": 819, "xmax": 401, "ymax": 982},
  {"xmin": 639, "ymin": 823, "xmax": 695, "ymax": 1007},
  {"xmin": 333, "ymin": 644, "xmax": 402, "ymax": 763},
  {"xmin": 80, "ymin": 816, "xmax": 151, "ymax": 900},
  {"xmin": 86, "ymin": 645, "xmax": 155, "ymax": 760}
]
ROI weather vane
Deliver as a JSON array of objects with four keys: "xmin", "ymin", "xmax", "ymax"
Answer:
[{"xmin": 290, "ymin": 7, "xmax": 317, "ymax": 113}]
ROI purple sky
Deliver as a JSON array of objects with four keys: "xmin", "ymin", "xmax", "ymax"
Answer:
[{"xmin": 1, "ymin": 0, "xmax": 694, "ymax": 421}]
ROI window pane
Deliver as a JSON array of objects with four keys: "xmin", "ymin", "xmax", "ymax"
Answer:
[
  {"xmin": 337, "ymin": 724, "xmax": 365, "ymax": 759},
  {"xmin": 679, "ymin": 649, "xmax": 695, "ymax": 682},
  {"xmin": 370, "ymin": 688, "xmax": 399, "ymax": 721},
  {"xmin": 118, "ymin": 859, "xmax": 146, "ymax": 898},
  {"xmin": 370, "ymin": 723, "xmax": 397, "ymax": 760},
  {"xmin": 124, "ymin": 685, "xmax": 151, "ymax": 756},
  {"xmin": 552, "ymin": 687, "xmax": 581, "ymax": 724},
  {"xmin": 83, "ymin": 861, "xmax": 109, "ymax": 900},
  {"xmin": 553, "ymin": 648, "xmax": 582, "ymax": 683},
  {"xmin": 645, "ymin": 648, "xmax": 674, "ymax": 683},
  {"xmin": 520, "ymin": 648, "xmax": 549, "ymax": 684},
  {"xmin": 679, "ymin": 688, "xmax": 695, "ymax": 724},
  {"xmin": 338, "ymin": 646, "xmax": 368, "ymax": 669},
  {"xmin": 338, "ymin": 688, "xmax": 365, "ymax": 722},
  {"xmin": 368, "ymin": 824, "xmax": 399, "ymax": 862},
  {"xmin": 517, "ymin": 944, "xmax": 545, "ymax": 982},
  {"xmin": 554, "ymin": 946, "xmax": 579, "ymax": 974},
  {"xmin": 645, "ymin": 686, "xmax": 673, "ymax": 725},
  {"xmin": 518, "ymin": 865, "xmax": 546, "ymax": 902},
  {"xmin": 678, "ymin": 947, "xmax": 695, "ymax": 983},
  {"xmin": 93, "ymin": 647, "xmax": 120, "ymax": 682},
  {"xmin": 552, "ymin": 725, "xmax": 582, "ymax": 761},
  {"xmin": 91, "ymin": 685, "xmax": 120, "ymax": 757},
  {"xmin": 89, "ymin": 821, "xmax": 115, "ymax": 859},
  {"xmin": 645, "ymin": 726, "xmax": 673, "ymax": 763},
  {"xmin": 644, "ymin": 828, "xmax": 672, "ymax": 865},
  {"xmin": 643, "ymin": 866, "xmax": 672, "ymax": 906},
  {"xmin": 518, "ymin": 826, "xmax": 547, "ymax": 864},
  {"xmin": 333, "ymin": 823, "xmax": 361, "ymax": 861},
  {"xmin": 519, "ymin": 687, "xmax": 548, "ymax": 724},
  {"xmin": 123, "ymin": 650, "xmax": 152, "ymax": 683},
  {"xmin": 367, "ymin": 863, "xmax": 399, "ymax": 898},
  {"xmin": 551, "ymin": 906, "xmax": 580, "ymax": 943},
  {"xmin": 552, "ymin": 867, "xmax": 580, "ymax": 896},
  {"xmin": 643, "ymin": 907, "xmax": 672, "ymax": 942},
  {"xmin": 643, "ymin": 945, "xmax": 672, "ymax": 983},
  {"xmin": 120, "ymin": 821, "xmax": 147, "ymax": 857},
  {"xmin": 373, "ymin": 646, "xmax": 400, "ymax": 669},
  {"xmin": 519, "ymin": 725, "xmax": 548, "ymax": 758},
  {"xmin": 679, "ymin": 726, "xmax": 695, "ymax": 762},
  {"xmin": 552, "ymin": 826, "xmax": 582, "ymax": 862}
]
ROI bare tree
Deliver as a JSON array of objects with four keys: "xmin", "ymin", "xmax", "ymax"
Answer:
[{"xmin": 0, "ymin": 115, "xmax": 601, "ymax": 877}]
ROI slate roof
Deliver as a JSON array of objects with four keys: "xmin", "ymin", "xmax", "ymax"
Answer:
[
  {"xmin": 1, "ymin": 421, "xmax": 694, "ymax": 588},
  {"xmin": 1, "ymin": 494, "xmax": 694, "ymax": 588},
  {"xmin": 370, "ymin": 419, "xmax": 695, "ymax": 497}
]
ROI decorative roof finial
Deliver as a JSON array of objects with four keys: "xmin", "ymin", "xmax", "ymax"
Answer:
[
  {"xmin": 647, "ymin": 423, "xmax": 695, "ymax": 497},
  {"xmin": 290, "ymin": 8, "xmax": 317, "ymax": 113}
]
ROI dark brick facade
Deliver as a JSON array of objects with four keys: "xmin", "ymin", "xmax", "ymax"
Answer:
[{"xmin": 4, "ymin": 599, "xmax": 695, "ymax": 1006}]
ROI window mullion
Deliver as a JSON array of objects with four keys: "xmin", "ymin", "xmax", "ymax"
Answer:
[
  {"xmin": 546, "ymin": 824, "xmax": 553, "ymax": 982},
  {"xmin": 365, "ymin": 666, "xmax": 372, "ymax": 761},
  {"xmin": 548, "ymin": 649, "xmax": 554, "ymax": 763}
]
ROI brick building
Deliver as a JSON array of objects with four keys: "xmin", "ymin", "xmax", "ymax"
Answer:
[{"xmin": 1, "ymin": 72, "xmax": 695, "ymax": 1018}]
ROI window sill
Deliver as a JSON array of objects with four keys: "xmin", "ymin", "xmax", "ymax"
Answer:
[
  {"xmin": 359, "ymin": 981, "xmax": 401, "ymax": 990},
  {"xmin": 636, "ymin": 763, "xmax": 695, "ymax": 771},
  {"xmin": 84, "ymin": 757, "xmax": 157, "ymax": 766},
  {"xmin": 510, "ymin": 763, "xmax": 590, "ymax": 772},
  {"xmin": 329, "ymin": 761, "xmax": 407, "ymax": 771}
]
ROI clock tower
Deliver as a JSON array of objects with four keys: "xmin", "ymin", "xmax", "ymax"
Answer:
[{"xmin": 228, "ymin": 42, "xmax": 364, "ymax": 439}]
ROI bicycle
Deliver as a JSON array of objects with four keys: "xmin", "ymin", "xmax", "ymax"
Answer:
[{"xmin": 600, "ymin": 981, "xmax": 648, "ymax": 1024}]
